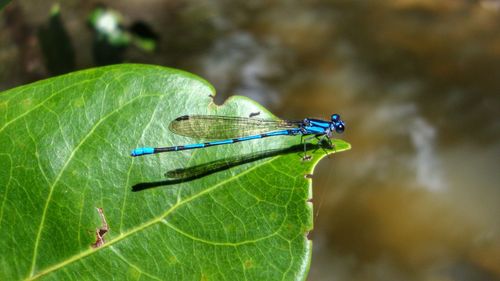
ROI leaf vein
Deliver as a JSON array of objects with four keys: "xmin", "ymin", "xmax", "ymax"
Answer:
[
  {"xmin": 0, "ymin": 153, "xmax": 13, "ymax": 225},
  {"xmin": 28, "ymin": 94, "xmax": 161, "ymax": 277},
  {"xmin": 0, "ymin": 79, "xmax": 96, "ymax": 134},
  {"xmin": 27, "ymin": 154, "xmax": 282, "ymax": 280},
  {"xmin": 110, "ymin": 246, "xmax": 163, "ymax": 281}
]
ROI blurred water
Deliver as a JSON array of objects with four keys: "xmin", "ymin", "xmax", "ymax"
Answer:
[
  {"xmin": 199, "ymin": 32, "xmax": 286, "ymax": 106},
  {"xmin": 1, "ymin": 0, "xmax": 499, "ymax": 280}
]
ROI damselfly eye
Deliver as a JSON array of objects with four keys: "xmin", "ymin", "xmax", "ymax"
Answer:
[
  {"xmin": 335, "ymin": 123, "xmax": 345, "ymax": 133},
  {"xmin": 331, "ymin": 114, "xmax": 340, "ymax": 122}
]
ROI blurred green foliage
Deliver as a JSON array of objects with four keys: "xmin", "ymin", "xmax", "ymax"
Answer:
[{"xmin": 0, "ymin": 0, "xmax": 11, "ymax": 10}]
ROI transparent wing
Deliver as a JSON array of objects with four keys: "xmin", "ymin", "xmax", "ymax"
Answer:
[{"xmin": 168, "ymin": 115, "xmax": 301, "ymax": 140}]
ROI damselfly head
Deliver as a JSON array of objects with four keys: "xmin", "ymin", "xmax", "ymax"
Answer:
[
  {"xmin": 335, "ymin": 122, "xmax": 345, "ymax": 133},
  {"xmin": 331, "ymin": 114, "xmax": 340, "ymax": 122},
  {"xmin": 331, "ymin": 113, "xmax": 345, "ymax": 134}
]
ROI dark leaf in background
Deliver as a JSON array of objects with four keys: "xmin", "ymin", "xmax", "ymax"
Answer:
[{"xmin": 38, "ymin": 5, "xmax": 75, "ymax": 75}]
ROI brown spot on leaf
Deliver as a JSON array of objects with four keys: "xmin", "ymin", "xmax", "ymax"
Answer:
[
  {"xmin": 91, "ymin": 207, "xmax": 109, "ymax": 248},
  {"xmin": 306, "ymin": 231, "xmax": 313, "ymax": 241},
  {"xmin": 244, "ymin": 259, "xmax": 254, "ymax": 269}
]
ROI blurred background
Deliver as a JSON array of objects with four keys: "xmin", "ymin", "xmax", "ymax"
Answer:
[{"xmin": 1, "ymin": 0, "xmax": 499, "ymax": 280}]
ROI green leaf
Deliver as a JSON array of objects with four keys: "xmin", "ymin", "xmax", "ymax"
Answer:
[{"xmin": 0, "ymin": 64, "xmax": 350, "ymax": 280}]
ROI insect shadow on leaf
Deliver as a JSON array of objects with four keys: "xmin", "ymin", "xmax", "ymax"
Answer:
[{"xmin": 131, "ymin": 142, "xmax": 326, "ymax": 192}]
